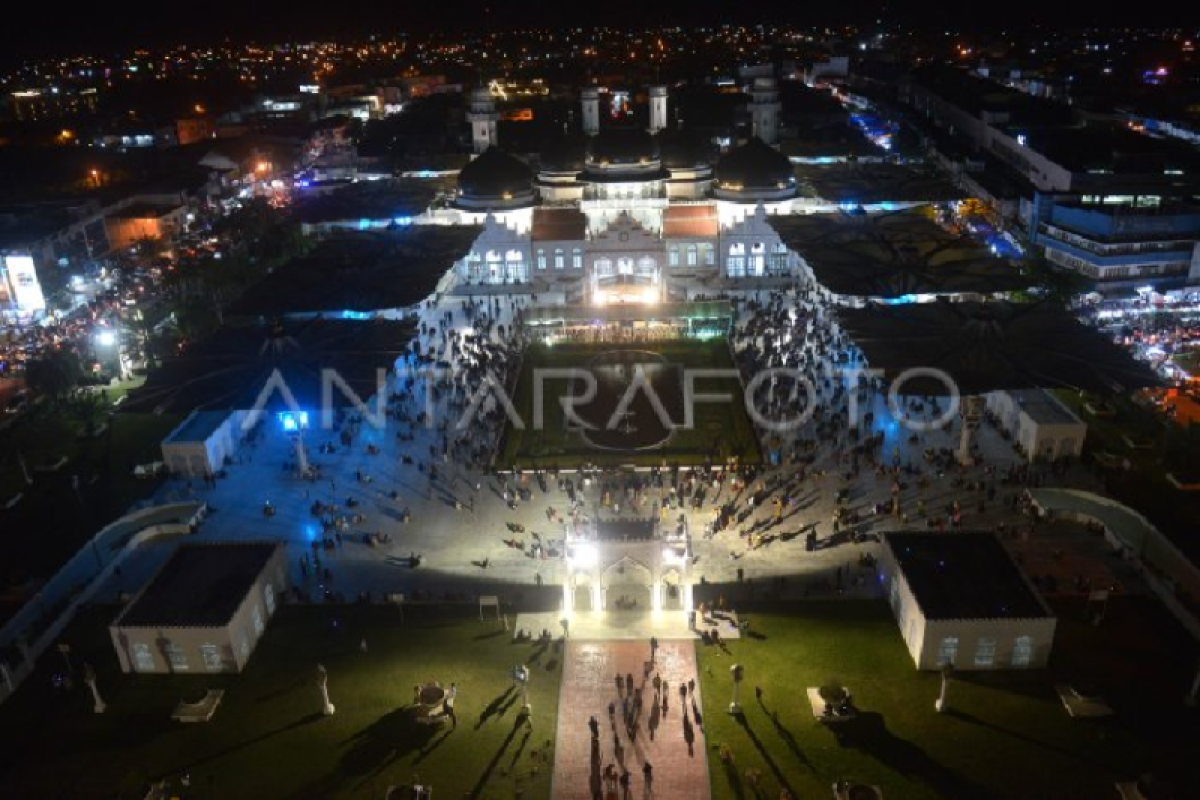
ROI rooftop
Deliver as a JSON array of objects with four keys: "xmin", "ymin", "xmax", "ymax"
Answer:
[
  {"xmin": 108, "ymin": 202, "xmax": 183, "ymax": 220},
  {"xmin": 115, "ymin": 543, "xmax": 281, "ymax": 628},
  {"xmin": 1008, "ymin": 388, "xmax": 1082, "ymax": 426},
  {"xmin": 885, "ymin": 532, "xmax": 1049, "ymax": 620},
  {"xmin": 166, "ymin": 410, "xmax": 231, "ymax": 444}
]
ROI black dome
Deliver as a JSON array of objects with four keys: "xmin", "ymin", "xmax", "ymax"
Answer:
[
  {"xmin": 714, "ymin": 137, "xmax": 793, "ymax": 188},
  {"xmin": 458, "ymin": 148, "xmax": 533, "ymax": 197},
  {"xmin": 539, "ymin": 136, "xmax": 587, "ymax": 172},
  {"xmin": 656, "ymin": 130, "xmax": 711, "ymax": 170},
  {"xmin": 588, "ymin": 127, "xmax": 659, "ymax": 165}
]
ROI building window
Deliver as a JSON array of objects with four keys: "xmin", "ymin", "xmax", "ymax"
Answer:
[
  {"xmin": 668, "ymin": 246, "xmax": 680, "ymax": 267},
  {"xmin": 133, "ymin": 643, "xmax": 155, "ymax": 672},
  {"xmin": 617, "ymin": 257, "xmax": 634, "ymax": 275},
  {"xmin": 554, "ymin": 248, "xmax": 565, "ymax": 269},
  {"xmin": 638, "ymin": 256, "xmax": 657, "ymax": 274},
  {"xmin": 974, "ymin": 637, "xmax": 996, "ymax": 667},
  {"xmin": 264, "ymin": 583, "xmax": 276, "ymax": 615},
  {"xmin": 937, "ymin": 637, "xmax": 959, "ymax": 667},
  {"xmin": 686, "ymin": 244, "xmax": 698, "ymax": 266},
  {"xmin": 727, "ymin": 256, "xmax": 745, "ymax": 277},
  {"xmin": 164, "ymin": 643, "xmax": 189, "ymax": 671},
  {"xmin": 536, "ymin": 248, "xmax": 546, "ymax": 270},
  {"xmin": 252, "ymin": 603, "xmax": 265, "ymax": 636},
  {"xmin": 594, "ymin": 257, "xmax": 613, "ymax": 276},
  {"xmin": 572, "ymin": 248, "xmax": 583, "ymax": 269},
  {"xmin": 1011, "ymin": 635, "xmax": 1034, "ymax": 667},
  {"xmin": 201, "ymin": 644, "xmax": 224, "ymax": 672},
  {"xmin": 701, "ymin": 243, "xmax": 715, "ymax": 266}
]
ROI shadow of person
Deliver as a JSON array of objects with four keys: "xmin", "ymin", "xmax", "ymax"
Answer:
[
  {"xmin": 831, "ymin": 711, "xmax": 993, "ymax": 799},
  {"xmin": 475, "ymin": 685, "xmax": 516, "ymax": 729},
  {"xmin": 339, "ymin": 707, "xmax": 438, "ymax": 778}
]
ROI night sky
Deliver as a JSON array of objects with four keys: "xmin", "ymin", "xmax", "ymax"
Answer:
[{"xmin": 0, "ymin": 1, "xmax": 1194, "ymax": 61}]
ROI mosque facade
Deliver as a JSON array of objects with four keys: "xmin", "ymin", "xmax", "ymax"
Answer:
[{"xmin": 439, "ymin": 79, "xmax": 806, "ymax": 304}]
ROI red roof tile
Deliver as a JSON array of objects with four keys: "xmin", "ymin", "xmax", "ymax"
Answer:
[
  {"xmin": 532, "ymin": 207, "xmax": 588, "ymax": 241},
  {"xmin": 663, "ymin": 205, "xmax": 719, "ymax": 238}
]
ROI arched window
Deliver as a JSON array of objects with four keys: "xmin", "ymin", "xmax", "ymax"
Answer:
[
  {"xmin": 594, "ymin": 257, "xmax": 613, "ymax": 276},
  {"xmin": 749, "ymin": 241, "xmax": 766, "ymax": 275},
  {"xmin": 727, "ymin": 242, "xmax": 746, "ymax": 277},
  {"xmin": 686, "ymin": 244, "xmax": 698, "ymax": 266},
  {"xmin": 536, "ymin": 248, "xmax": 547, "ymax": 270},
  {"xmin": 572, "ymin": 248, "xmax": 583, "ymax": 269},
  {"xmin": 485, "ymin": 249, "xmax": 502, "ymax": 263},
  {"xmin": 554, "ymin": 248, "xmax": 565, "ymax": 269},
  {"xmin": 617, "ymin": 257, "xmax": 634, "ymax": 275}
]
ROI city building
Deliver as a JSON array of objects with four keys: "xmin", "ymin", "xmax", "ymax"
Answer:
[
  {"xmin": 902, "ymin": 66, "xmax": 1200, "ymax": 292},
  {"xmin": 880, "ymin": 532, "xmax": 1057, "ymax": 671},
  {"xmin": 103, "ymin": 203, "xmax": 189, "ymax": 250},
  {"xmin": 109, "ymin": 542, "xmax": 288, "ymax": 674}
]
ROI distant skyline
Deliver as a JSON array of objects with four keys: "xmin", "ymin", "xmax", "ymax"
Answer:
[{"xmin": 0, "ymin": 1, "xmax": 1196, "ymax": 62}]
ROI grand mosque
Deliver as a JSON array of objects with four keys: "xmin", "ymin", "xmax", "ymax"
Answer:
[{"xmin": 438, "ymin": 78, "xmax": 804, "ymax": 308}]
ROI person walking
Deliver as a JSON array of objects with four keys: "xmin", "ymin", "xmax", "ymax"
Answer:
[
  {"xmin": 652, "ymin": 673, "xmax": 661, "ymax": 696},
  {"xmin": 445, "ymin": 688, "xmax": 457, "ymax": 727},
  {"xmin": 588, "ymin": 715, "xmax": 599, "ymax": 738},
  {"xmin": 643, "ymin": 761, "xmax": 653, "ymax": 790},
  {"xmin": 650, "ymin": 636, "xmax": 659, "ymax": 663}
]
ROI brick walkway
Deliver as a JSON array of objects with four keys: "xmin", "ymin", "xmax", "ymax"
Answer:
[{"xmin": 551, "ymin": 640, "xmax": 711, "ymax": 800}]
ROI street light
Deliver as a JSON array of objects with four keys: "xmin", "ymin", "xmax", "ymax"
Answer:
[{"xmin": 95, "ymin": 330, "xmax": 117, "ymax": 348}]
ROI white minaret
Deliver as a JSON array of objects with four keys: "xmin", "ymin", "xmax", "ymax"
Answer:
[
  {"xmin": 649, "ymin": 85, "xmax": 668, "ymax": 134},
  {"xmin": 467, "ymin": 86, "xmax": 498, "ymax": 154},
  {"xmin": 750, "ymin": 76, "xmax": 781, "ymax": 145},
  {"xmin": 581, "ymin": 87, "xmax": 600, "ymax": 137}
]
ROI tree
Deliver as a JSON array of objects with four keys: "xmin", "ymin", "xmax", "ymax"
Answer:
[{"xmin": 24, "ymin": 350, "xmax": 83, "ymax": 404}]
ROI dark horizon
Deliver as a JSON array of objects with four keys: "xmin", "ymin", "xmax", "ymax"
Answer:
[{"xmin": 1, "ymin": 1, "xmax": 1196, "ymax": 64}]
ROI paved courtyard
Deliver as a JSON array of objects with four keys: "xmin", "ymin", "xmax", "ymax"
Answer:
[
  {"xmin": 552, "ymin": 640, "xmax": 710, "ymax": 800},
  {"xmin": 92, "ymin": 293, "xmax": 1112, "ymax": 610}
]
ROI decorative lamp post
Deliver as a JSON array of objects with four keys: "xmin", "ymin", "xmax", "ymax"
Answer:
[
  {"xmin": 729, "ymin": 663, "xmax": 744, "ymax": 715},
  {"xmin": 317, "ymin": 663, "xmax": 335, "ymax": 716},
  {"xmin": 936, "ymin": 662, "xmax": 953, "ymax": 713},
  {"xmin": 83, "ymin": 663, "xmax": 105, "ymax": 714},
  {"xmin": 518, "ymin": 663, "xmax": 531, "ymax": 714}
]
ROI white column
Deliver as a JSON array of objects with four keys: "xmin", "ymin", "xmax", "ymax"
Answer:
[
  {"xmin": 592, "ymin": 581, "xmax": 603, "ymax": 612},
  {"xmin": 651, "ymin": 581, "xmax": 662, "ymax": 612}
]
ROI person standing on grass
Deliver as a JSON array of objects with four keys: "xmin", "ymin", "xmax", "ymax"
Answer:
[{"xmin": 445, "ymin": 684, "xmax": 457, "ymax": 727}]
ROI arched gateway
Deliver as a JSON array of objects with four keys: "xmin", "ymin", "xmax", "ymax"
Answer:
[{"xmin": 561, "ymin": 514, "xmax": 693, "ymax": 620}]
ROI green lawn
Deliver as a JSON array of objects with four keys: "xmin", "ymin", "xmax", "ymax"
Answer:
[
  {"xmin": 498, "ymin": 339, "xmax": 762, "ymax": 468},
  {"xmin": 695, "ymin": 601, "xmax": 1200, "ymax": 800},
  {"xmin": 0, "ymin": 604, "xmax": 562, "ymax": 800}
]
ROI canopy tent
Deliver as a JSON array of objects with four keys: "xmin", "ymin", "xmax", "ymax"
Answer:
[
  {"xmin": 232, "ymin": 226, "xmax": 481, "ymax": 317},
  {"xmin": 837, "ymin": 300, "xmax": 1160, "ymax": 396},
  {"xmin": 769, "ymin": 209, "xmax": 1031, "ymax": 299},
  {"xmin": 121, "ymin": 317, "xmax": 417, "ymax": 415}
]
